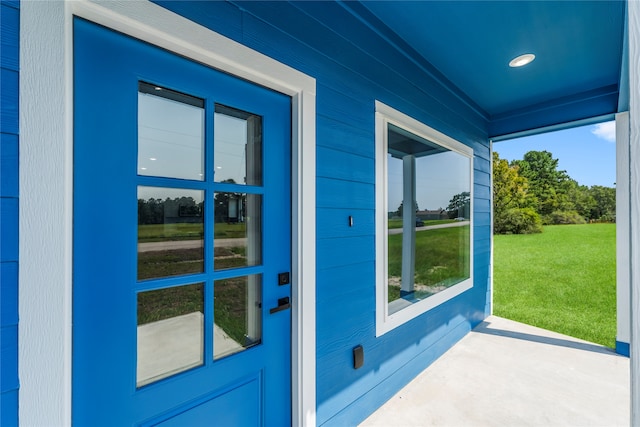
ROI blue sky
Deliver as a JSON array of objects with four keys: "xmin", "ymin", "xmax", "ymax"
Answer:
[{"xmin": 493, "ymin": 121, "xmax": 617, "ymax": 188}]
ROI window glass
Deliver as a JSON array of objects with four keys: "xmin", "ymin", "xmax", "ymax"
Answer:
[
  {"xmin": 138, "ymin": 186, "xmax": 204, "ymax": 280},
  {"xmin": 376, "ymin": 102, "xmax": 473, "ymax": 334},
  {"xmin": 214, "ymin": 105, "xmax": 262, "ymax": 185},
  {"xmin": 137, "ymin": 283, "xmax": 204, "ymax": 387},
  {"xmin": 138, "ymin": 83, "xmax": 205, "ymax": 181},
  {"xmin": 214, "ymin": 193, "xmax": 262, "ymax": 270},
  {"xmin": 214, "ymin": 274, "xmax": 262, "ymax": 359}
]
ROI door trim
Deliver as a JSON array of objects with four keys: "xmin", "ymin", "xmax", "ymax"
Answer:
[{"xmin": 19, "ymin": 1, "xmax": 317, "ymax": 425}]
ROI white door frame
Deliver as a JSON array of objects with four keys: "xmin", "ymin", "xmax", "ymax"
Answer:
[{"xmin": 19, "ymin": 1, "xmax": 316, "ymax": 425}]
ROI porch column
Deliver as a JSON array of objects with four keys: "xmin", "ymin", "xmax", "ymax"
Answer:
[
  {"xmin": 401, "ymin": 155, "xmax": 416, "ymax": 296},
  {"xmin": 628, "ymin": 1, "xmax": 640, "ymax": 424}
]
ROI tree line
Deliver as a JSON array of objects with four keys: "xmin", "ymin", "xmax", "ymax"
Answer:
[{"xmin": 493, "ymin": 150, "xmax": 615, "ymax": 234}]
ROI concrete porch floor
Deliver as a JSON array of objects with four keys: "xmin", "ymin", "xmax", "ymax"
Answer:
[{"xmin": 360, "ymin": 316, "xmax": 629, "ymax": 427}]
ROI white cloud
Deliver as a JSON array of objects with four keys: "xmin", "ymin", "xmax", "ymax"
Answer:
[{"xmin": 591, "ymin": 121, "xmax": 616, "ymax": 143}]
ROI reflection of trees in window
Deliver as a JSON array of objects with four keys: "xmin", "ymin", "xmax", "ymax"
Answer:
[
  {"xmin": 395, "ymin": 200, "xmax": 419, "ymax": 217},
  {"xmin": 214, "ymin": 192, "xmax": 245, "ymax": 223},
  {"xmin": 214, "ymin": 179, "xmax": 245, "ymax": 223},
  {"xmin": 138, "ymin": 197, "xmax": 203, "ymax": 224},
  {"xmin": 446, "ymin": 192, "xmax": 470, "ymax": 219}
]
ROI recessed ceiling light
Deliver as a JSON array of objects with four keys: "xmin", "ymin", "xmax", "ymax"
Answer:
[
  {"xmin": 149, "ymin": 157, "xmax": 157, "ymax": 161},
  {"xmin": 509, "ymin": 53, "xmax": 535, "ymax": 68}
]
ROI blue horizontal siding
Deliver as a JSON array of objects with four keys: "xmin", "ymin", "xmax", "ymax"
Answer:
[
  {"xmin": 317, "ymin": 116, "xmax": 374, "ymax": 158},
  {"xmin": 317, "ymin": 178, "xmax": 374, "ymax": 210},
  {"xmin": 316, "ymin": 261, "xmax": 375, "ymax": 304},
  {"xmin": 145, "ymin": 2, "xmax": 494, "ymax": 425},
  {"xmin": 1, "ymin": 3, "xmax": 19, "ymax": 71},
  {"xmin": 0, "ymin": 389, "xmax": 18, "ymax": 427},
  {"xmin": 0, "ymin": 263, "xmax": 18, "ymax": 326},
  {"xmin": 1, "ymin": 325, "xmax": 18, "ymax": 392},
  {"xmin": 317, "ymin": 235, "xmax": 375, "ymax": 270},
  {"xmin": 1, "ymin": 1, "xmax": 20, "ymax": 425},
  {"xmin": 1, "ymin": 134, "xmax": 18, "ymax": 197},
  {"xmin": 316, "ymin": 146, "xmax": 374, "ymax": 184},
  {"xmin": 0, "ymin": 69, "xmax": 18, "ymax": 135},
  {"xmin": 316, "ymin": 208, "xmax": 375, "ymax": 240},
  {"xmin": 475, "ymin": 197, "xmax": 492, "ymax": 214},
  {"xmin": 0, "ymin": 198, "xmax": 18, "ymax": 262}
]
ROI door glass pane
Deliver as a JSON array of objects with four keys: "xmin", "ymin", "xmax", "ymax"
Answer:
[
  {"xmin": 213, "ymin": 275, "xmax": 262, "ymax": 360},
  {"xmin": 138, "ymin": 186, "xmax": 204, "ymax": 280},
  {"xmin": 214, "ymin": 105, "xmax": 262, "ymax": 185},
  {"xmin": 137, "ymin": 283, "xmax": 204, "ymax": 387},
  {"xmin": 214, "ymin": 193, "xmax": 262, "ymax": 270},
  {"xmin": 138, "ymin": 82, "xmax": 205, "ymax": 181}
]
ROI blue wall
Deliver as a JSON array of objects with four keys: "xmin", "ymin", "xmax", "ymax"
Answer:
[
  {"xmin": 1, "ymin": 0, "xmax": 20, "ymax": 425},
  {"xmin": 153, "ymin": 1, "xmax": 493, "ymax": 424}
]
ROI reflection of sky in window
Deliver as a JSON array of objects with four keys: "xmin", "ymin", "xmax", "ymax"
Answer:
[
  {"xmin": 388, "ymin": 155, "xmax": 404, "ymax": 211},
  {"xmin": 214, "ymin": 113, "xmax": 247, "ymax": 184},
  {"xmin": 387, "ymin": 150, "xmax": 470, "ymax": 212},
  {"xmin": 138, "ymin": 92, "xmax": 204, "ymax": 180},
  {"xmin": 138, "ymin": 186, "xmax": 204, "ymax": 203}
]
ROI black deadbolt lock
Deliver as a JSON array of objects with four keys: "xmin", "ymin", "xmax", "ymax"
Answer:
[{"xmin": 278, "ymin": 272, "xmax": 290, "ymax": 286}]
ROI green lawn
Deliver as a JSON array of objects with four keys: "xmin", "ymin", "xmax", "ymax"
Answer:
[
  {"xmin": 138, "ymin": 222, "xmax": 246, "ymax": 243},
  {"xmin": 493, "ymin": 223, "xmax": 616, "ymax": 348},
  {"xmin": 388, "ymin": 225, "xmax": 470, "ymax": 301}
]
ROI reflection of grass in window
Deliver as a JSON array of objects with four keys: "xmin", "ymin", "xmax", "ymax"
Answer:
[
  {"xmin": 388, "ymin": 284, "xmax": 401, "ymax": 302},
  {"xmin": 137, "ymin": 222, "xmax": 247, "ymax": 243},
  {"xmin": 387, "ymin": 219, "xmax": 456, "ymax": 229},
  {"xmin": 138, "ymin": 248, "xmax": 204, "ymax": 280},
  {"xmin": 387, "ymin": 225, "xmax": 470, "ymax": 300},
  {"xmin": 215, "ymin": 277, "xmax": 249, "ymax": 344},
  {"xmin": 214, "ymin": 247, "xmax": 248, "ymax": 269},
  {"xmin": 138, "ymin": 283, "xmax": 203, "ymax": 325},
  {"xmin": 138, "ymin": 223, "xmax": 203, "ymax": 243},
  {"xmin": 214, "ymin": 222, "xmax": 248, "ymax": 239}
]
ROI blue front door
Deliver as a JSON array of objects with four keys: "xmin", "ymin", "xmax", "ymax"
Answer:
[{"xmin": 73, "ymin": 19, "xmax": 292, "ymax": 426}]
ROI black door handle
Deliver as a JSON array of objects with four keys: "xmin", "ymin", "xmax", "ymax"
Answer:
[{"xmin": 269, "ymin": 297, "xmax": 291, "ymax": 314}]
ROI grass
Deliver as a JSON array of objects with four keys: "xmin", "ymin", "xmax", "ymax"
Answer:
[
  {"xmin": 493, "ymin": 223, "xmax": 616, "ymax": 348},
  {"xmin": 214, "ymin": 276, "xmax": 256, "ymax": 345},
  {"xmin": 138, "ymin": 248, "xmax": 204, "ymax": 280},
  {"xmin": 388, "ymin": 225, "xmax": 470, "ymax": 301},
  {"xmin": 137, "ymin": 247, "xmax": 249, "ymax": 280},
  {"xmin": 138, "ymin": 283, "xmax": 204, "ymax": 325},
  {"xmin": 138, "ymin": 222, "xmax": 246, "ymax": 243},
  {"xmin": 137, "ymin": 279, "xmax": 252, "ymax": 347}
]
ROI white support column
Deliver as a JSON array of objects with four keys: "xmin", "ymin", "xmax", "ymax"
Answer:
[
  {"xmin": 628, "ymin": 1, "xmax": 640, "ymax": 424},
  {"xmin": 616, "ymin": 112, "xmax": 630, "ymax": 355},
  {"xmin": 489, "ymin": 140, "xmax": 494, "ymax": 316},
  {"xmin": 401, "ymin": 155, "xmax": 416, "ymax": 296}
]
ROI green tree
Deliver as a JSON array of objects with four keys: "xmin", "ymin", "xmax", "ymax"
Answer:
[
  {"xmin": 396, "ymin": 200, "xmax": 419, "ymax": 217},
  {"xmin": 493, "ymin": 152, "xmax": 541, "ymax": 234},
  {"xmin": 512, "ymin": 150, "xmax": 572, "ymax": 218},
  {"xmin": 566, "ymin": 180, "xmax": 596, "ymax": 220},
  {"xmin": 588, "ymin": 185, "xmax": 616, "ymax": 221},
  {"xmin": 446, "ymin": 192, "xmax": 470, "ymax": 218}
]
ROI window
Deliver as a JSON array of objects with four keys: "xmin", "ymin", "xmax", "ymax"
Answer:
[{"xmin": 375, "ymin": 101, "xmax": 473, "ymax": 336}]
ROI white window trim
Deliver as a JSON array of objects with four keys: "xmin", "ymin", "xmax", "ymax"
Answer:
[
  {"xmin": 20, "ymin": 1, "xmax": 316, "ymax": 426},
  {"xmin": 375, "ymin": 101, "xmax": 474, "ymax": 336}
]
